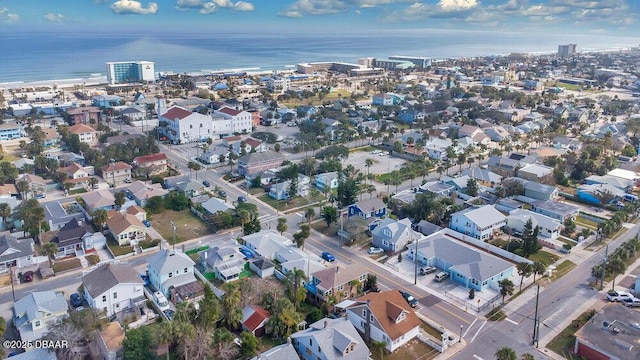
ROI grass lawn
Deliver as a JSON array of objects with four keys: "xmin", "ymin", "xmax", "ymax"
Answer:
[
  {"xmin": 69, "ymin": 188, "xmax": 87, "ymax": 195},
  {"xmin": 528, "ymin": 250, "xmax": 560, "ymax": 266},
  {"xmin": 139, "ymin": 238, "xmax": 160, "ymax": 249},
  {"xmin": 258, "ymin": 194, "xmax": 324, "ymax": 212},
  {"xmin": 311, "ymin": 221, "xmax": 337, "ymax": 237},
  {"xmin": 53, "ymin": 258, "xmax": 82, "ymax": 273},
  {"xmin": 257, "ymin": 336, "xmax": 285, "ymax": 353},
  {"xmin": 350, "ymin": 145, "xmax": 375, "ymax": 153},
  {"xmin": 552, "ymin": 260, "xmax": 576, "ymax": 279},
  {"xmin": 575, "ymin": 217, "xmax": 599, "ymax": 230},
  {"xmin": 151, "ymin": 210, "xmax": 212, "ymax": 243},
  {"xmin": 373, "ymin": 338, "xmax": 439, "ymax": 360},
  {"xmin": 420, "ymin": 321, "xmax": 443, "ymax": 339},
  {"xmin": 86, "ymin": 254, "xmax": 100, "ymax": 265},
  {"xmin": 107, "ymin": 242, "xmax": 134, "ymax": 257},
  {"xmin": 279, "ymin": 89, "xmax": 352, "ymax": 107},
  {"xmin": 547, "ymin": 309, "xmax": 596, "ymax": 358}
]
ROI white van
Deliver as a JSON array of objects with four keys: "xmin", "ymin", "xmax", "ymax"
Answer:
[
  {"xmin": 153, "ymin": 291, "xmax": 170, "ymax": 311},
  {"xmin": 434, "ymin": 272, "xmax": 449, "ymax": 282}
]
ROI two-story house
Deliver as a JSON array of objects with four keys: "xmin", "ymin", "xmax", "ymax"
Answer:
[
  {"xmin": 371, "ymin": 218, "xmax": 419, "ymax": 253},
  {"xmin": 48, "ymin": 219, "xmax": 99, "ymax": 258},
  {"xmin": 158, "ymin": 100, "xmax": 213, "ymax": 144},
  {"xmin": 506, "ymin": 209, "xmax": 562, "ymax": 239},
  {"xmin": 524, "ymin": 181, "xmax": 559, "ymax": 201},
  {"xmin": 57, "ymin": 162, "xmax": 93, "ymax": 190},
  {"xmin": 290, "ymin": 318, "xmax": 371, "ymax": 360},
  {"xmin": 69, "ymin": 124, "xmax": 98, "ymax": 146},
  {"xmin": 147, "ymin": 249, "xmax": 196, "ymax": 298},
  {"xmin": 213, "ymin": 106, "xmax": 253, "ymax": 134},
  {"xmin": 237, "ymin": 151, "xmax": 286, "ymax": 177},
  {"xmin": 106, "ymin": 213, "xmax": 146, "ymax": 246},
  {"xmin": 348, "ymin": 198, "xmax": 387, "ymax": 220},
  {"xmin": 200, "ymin": 246, "xmax": 246, "ymax": 283},
  {"xmin": 0, "ymin": 122, "xmax": 24, "ymax": 141},
  {"xmin": 82, "ymin": 263, "xmax": 146, "ymax": 317},
  {"xmin": 0, "ymin": 234, "xmax": 35, "ymax": 273},
  {"xmin": 66, "ymin": 106, "xmax": 101, "ymax": 125},
  {"xmin": 13, "ymin": 291, "xmax": 68, "ymax": 341},
  {"xmin": 133, "ymin": 153, "xmax": 168, "ymax": 176},
  {"xmin": 315, "ymin": 171, "xmax": 339, "ymax": 191},
  {"xmin": 346, "ymin": 290, "xmax": 421, "ymax": 352},
  {"xmin": 269, "ymin": 175, "xmax": 311, "ymax": 200},
  {"xmin": 101, "ymin": 162, "xmax": 132, "ymax": 186},
  {"xmin": 450, "ymin": 205, "xmax": 507, "ymax": 240},
  {"xmin": 82, "ymin": 190, "xmax": 116, "ymax": 212},
  {"xmin": 305, "ymin": 264, "xmax": 368, "ymax": 306}
]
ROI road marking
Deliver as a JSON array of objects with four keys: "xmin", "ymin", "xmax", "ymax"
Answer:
[
  {"xmin": 473, "ymin": 355, "xmax": 484, "ymax": 360},
  {"xmin": 463, "ymin": 318, "xmax": 477, "ymax": 337},
  {"xmin": 470, "ymin": 320, "xmax": 487, "ymax": 343},
  {"xmin": 433, "ymin": 302, "xmax": 473, "ymax": 324},
  {"xmin": 505, "ymin": 318, "xmax": 519, "ymax": 325}
]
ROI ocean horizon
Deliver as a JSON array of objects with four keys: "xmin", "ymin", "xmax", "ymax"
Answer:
[{"xmin": 2, "ymin": 30, "xmax": 639, "ymax": 85}]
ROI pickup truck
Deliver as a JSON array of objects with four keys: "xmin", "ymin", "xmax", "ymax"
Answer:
[{"xmin": 606, "ymin": 290, "xmax": 633, "ymax": 302}]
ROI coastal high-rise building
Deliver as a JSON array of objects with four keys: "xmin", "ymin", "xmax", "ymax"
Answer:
[
  {"xmin": 105, "ymin": 61, "xmax": 155, "ymax": 85},
  {"xmin": 557, "ymin": 44, "xmax": 577, "ymax": 58},
  {"xmin": 388, "ymin": 55, "xmax": 432, "ymax": 68}
]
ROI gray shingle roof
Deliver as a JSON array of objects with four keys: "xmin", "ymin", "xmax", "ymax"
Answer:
[
  {"xmin": 0, "ymin": 234, "xmax": 34, "ymax": 264},
  {"xmin": 455, "ymin": 205, "xmax": 506, "ymax": 229},
  {"xmin": 13, "ymin": 291, "xmax": 67, "ymax": 324},
  {"xmin": 147, "ymin": 249, "xmax": 195, "ymax": 275},
  {"xmin": 290, "ymin": 318, "xmax": 368, "ymax": 360},
  {"xmin": 82, "ymin": 263, "xmax": 144, "ymax": 298},
  {"xmin": 371, "ymin": 218, "xmax": 415, "ymax": 245}
]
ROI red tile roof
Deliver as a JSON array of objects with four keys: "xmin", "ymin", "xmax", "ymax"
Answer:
[
  {"xmin": 218, "ymin": 107, "xmax": 242, "ymax": 116},
  {"xmin": 134, "ymin": 153, "xmax": 168, "ymax": 165},
  {"xmin": 243, "ymin": 305, "xmax": 270, "ymax": 332},
  {"xmin": 162, "ymin": 106, "xmax": 192, "ymax": 120},
  {"xmin": 69, "ymin": 124, "xmax": 96, "ymax": 134},
  {"xmin": 101, "ymin": 161, "xmax": 132, "ymax": 172},
  {"xmin": 245, "ymin": 138, "xmax": 262, "ymax": 148}
]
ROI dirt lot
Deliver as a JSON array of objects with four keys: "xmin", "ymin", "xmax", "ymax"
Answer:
[
  {"xmin": 239, "ymin": 275, "xmax": 287, "ymax": 307},
  {"xmin": 150, "ymin": 209, "xmax": 213, "ymax": 243},
  {"xmin": 343, "ymin": 149, "xmax": 406, "ymax": 176}
]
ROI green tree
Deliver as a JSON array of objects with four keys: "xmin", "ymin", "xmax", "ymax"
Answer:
[
  {"xmin": 240, "ymin": 331, "xmax": 258, "ymax": 357},
  {"xmin": 365, "ymin": 158, "xmax": 374, "ymax": 184},
  {"xmin": 495, "ymin": 346, "xmax": 517, "ymax": 360},
  {"xmin": 521, "ymin": 218, "xmax": 540, "ymax": 257},
  {"xmin": 222, "ymin": 283, "xmax": 243, "ymax": 329},
  {"xmin": 364, "ymin": 274, "xmax": 378, "ymax": 292},
  {"xmin": 498, "ymin": 279, "xmax": 515, "ymax": 304},
  {"xmin": 467, "ymin": 178, "xmax": 479, "ymax": 196},
  {"xmin": 265, "ymin": 298, "xmax": 301, "ymax": 339},
  {"xmin": 114, "ymin": 192, "xmax": 126, "ymax": 209},
  {"xmin": 336, "ymin": 176, "xmax": 358, "ymax": 208},
  {"xmin": 243, "ymin": 218, "xmax": 261, "ymax": 235},
  {"xmin": 563, "ymin": 217, "xmax": 576, "ymax": 236},
  {"xmin": 0, "ymin": 162, "xmax": 18, "ymax": 185},
  {"xmin": 392, "ymin": 141, "xmax": 403, "ymax": 154},
  {"xmin": 154, "ymin": 320, "xmax": 174, "ymax": 360},
  {"xmin": 293, "ymin": 231, "xmax": 306, "ymax": 250},
  {"xmin": 87, "ymin": 177, "xmax": 98, "ymax": 191},
  {"xmin": 17, "ymin": 198, "xmax": 45, "ymax": 239},
  {"xmin": 0, "ymin": 203, "xmax": 11, "ymax": 228},
  {"xmin": 305, "ymin": 207, "xmax": 315, "ymax": 226},
  {"xmin": 42, "ymin": 242, "xmax": 58, "ymax": 267},
  {"xmin": 123, "ymin": 327, "xmax": 156, "ymax": 360},
  {"xmin": 517, "ymin": 262, "xmax": 533, "ymax": 292},
  {"xmin": 16, "ymin": 180, "xmax": 29, "ymax": 200},
  {"xmin": 276, "ymin": 217, "xmax": 288, "ymax": 235},
  {"xmin": 92, "ymin": 209, "xmax": 108, "ymax": 229},
  {"xmin": 321, "ymin": 205, "xmax": 338, "ymax": 227},
  {"xmin": 608, "ymin": 257, "xmax": 626, "ymax": 291},
  {"xmin": 371, "ymin": 340, "xmax": 387, "ymax": 360},
  {"xmin": 145, "ymin": 196, "xmax": 165, "ymax": 213},
  {"xmin": 532, "ymin": 261, "xmax": 547, "ymax": 282},
  {"xmin": 521, "ymin": 353, "xmax": 535, "ymax": 360}
]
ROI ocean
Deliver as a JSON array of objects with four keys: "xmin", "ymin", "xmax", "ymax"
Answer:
[{"xmin": 1, "ymin": 29, "xmax": 638, "ymax": 85}]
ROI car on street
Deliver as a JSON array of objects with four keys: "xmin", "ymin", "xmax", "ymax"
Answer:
[
  {"xmin": 22, "ymin": 271, "xmax": 34, "ymax": 283},
  {"xmin": 622, "ymin": 297, "xmax": 640, "ymax": 307},
  {"xmin": 368, "ymin": 247, "xmax": 384, "ymax": 254},
  {"xmin": 70, "ymin": 293, "xmax": 82, "ymax": 308},
  {"xmin": 400, "ymin": 291, "xmax": 418, "ymax": 308},
  {"xmin": 142, "ymin": 220, "xmax": 151, "ymax": 227},
  {"xmin": 36, "ymin": 193, "xmax": 46, "ymax": 199},
  {"xmin": 321, "ymin": 252, "xmax": 335, "ymax": 262},
  {"xmin": 420, "ymin": 266, "xmax": 437, "ymax": 275},
  {"xmin": 606, "ymin": 290, "xmax": 634, "ymax": 302},
  {"xmin": 237, "ymin": 196, "xmax": 248, "ymax": 203},
  {"xmin": 202, "ymin": 180, "xmax": 211, "ymax": 187}
]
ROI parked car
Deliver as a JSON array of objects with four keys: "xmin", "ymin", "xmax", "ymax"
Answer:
[
  {"xmin": 400, "ymin": 291, "xmax": 418, "ymax": 308},
  {"xmin": 622, "ymin": 297, "xmax": 640, "ymax": 307},
  {"xmin": 153, "ymin": 291, "xmax": 170, "ymax": 311},
  {"xmin": 202, "ymin": 180, "xmax": 211, "ymax": 187},
  {"xmin": 368, "ymin": 247, "xmax": 384, "ymax": 254},
  {"xmin": 36, "ymin": 193, "xmax": 46, "ymax": 199},
  {"xmin": 420, "ymin": 266, "xmax": 437, "ymax": 275},
  {"xmin": 142, "ymin": 220, "xmax": 151, "ymax": 227},
  {"xmin": 434, "ymin": 271, "xmax": 450, "ymax": 282},
  {"xmin": 70, "ymin": 293, "xmax": 83, "ymax": 308},
  {"xmin": 219, "ymin": 190, "xmax": 227, "ymax": 198},
  {"xmin": 321, "ymin": 252, "xmax": 335, "ymax": 262},
  {"xmin": 123, "ymin": 178, "xmax": 132, "ymax": 183},
  {"xmin": 237, "ymin": 196, "xmax": 248, "ymax": 203},
  {"xmin": 606, "ymin": 290, "xmax": 633, "ymax": 302},
  {"xmin": 22, "ymin": 271, "xmax": 34, "ymax": 283}
]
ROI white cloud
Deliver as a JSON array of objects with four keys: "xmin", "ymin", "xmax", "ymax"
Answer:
[
  {"xmin": 438, "ymin": 0, "xmax": 478, "ymax": 12},
  {"xmin": 0, "ymin": 7, "xmax": 19, "ymax": 22},
  {"xmin": 110, "ymin": 0, "xmax": 158, "ymax": 15},
  {"xmin": 279, "ymin": 0, "xmax": 350, "ymax": 17},
  {"xmin": 199, "ymin": 2, "xmax": 217, "ymax": 14},
  {"xmin": 43, "ymin": 13, "xmax": 66, "ymax": 22},
  {"xmin": 175, "ymin": 0, "xmax": 254, "ymax": 13}
]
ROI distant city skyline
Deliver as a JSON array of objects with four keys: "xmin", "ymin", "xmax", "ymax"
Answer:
[{"xmin": 1, "ymin": 0, "xmax": 639, "ymax": 36}]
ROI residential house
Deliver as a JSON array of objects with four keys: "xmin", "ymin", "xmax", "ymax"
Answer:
[
  {"xmin": 524, "ymin": 181, "xmax": 558, "ymax": 201},
  {"xmin": 92, "ymin": 95, "xmax": 122, "ymax": 108},
  {"xmin": 42, "ymin": 199, "xmax": 85, "ymax": 230},
  {"xmin": 573, "ymin": 304, "xmax": 640, "ymax": 360},
  {"xmin": 419, "ymin": 181, "xmax": 455, "ymax": 196},
  {"xmin": 372, "ymin": 93, "xmax": 394, "ymax": 106},
  {"xmin": 237, "ymin": 151, "xmax": 286, "ymax": 177},
  {"xmin": 66, "ymin": 106, "xmax": 101, "ymax": 125},
  {"xmin": 485, "ymin": 126, "xmax": 511, "ymax": 142},
  {"xmin": 411, "ymin": 230, "xmax": 517, "ymax": 291},
  {"xmin": 553, "ymin": 105, "xmax": 569, "ymax": 119},
  {"xmin": 269, "ymin": 175, "xmax": 310, "ymax": 200},
  {"xmin": 518, "ymin": 164, "xmax": 554, "ymax": 183},
  {"xmin": 48, "ymin": 219, "xmax": 105, "ymax": 258},
  {"xmin": 305, "ymin": 264, "xmax": 369, "ymax": 305},
  {"xmin": 414, "ymin": 220, "xmax": 443, "ymax": 236},
  {"xmin": 147, "ymin": 249, "xmax": 196, "ymax": 298},
  {"xmin": 290, "ymin": 318, "xmax": 371, "ymax": 360},
  {"xmin": 124, "ymin": 181, "xmax": 168, "ymax": 207},
  {"xmin": 120, "ymin": 107, "xmax": 146, "ymax": 121},
  {"xmin": 242, "ymin": 230, "xmax": 292, "ymax": 258},
  {"xmin": 241, "ymin": 305, "xmax": 270, "ymax": 337},
  {"xmin": 441, "ymin": 175, "xmax": 472, "ymax": 194},
  {"xmin": 158, "ymin": 102, "xmax": 213, "ymax": 144},
  {"xmin": 13, "ymin": 291, "xmax": 68, "ymax": 341},
  {"xmin": 585, "ymin": 174, "xmax": 634, "ymax": 191},
  {"xmin": 401, "ymin": 132, "xmax": 425, "ymax": 145},
  {"xmin": 106, "ymin": 213, "xmax": 146, "ymax": 246},
  {"xmin": 245, "ymin": 138, "xmax": 268, "ymax": 153},
  {"xmin": 69, "ymin": 124, "xmax": 98, "ymax": 146},
  {"xmin": 458, "ymin": 125, "xmax": 483, "ymax": 140},
  {"xmin": 569, "ymin": 108, "xmax": 589, "ymax": 123},
  {"xmin": 450, "ymin": 205, "xmax": 507, "ymax": 240},
  {"xmin": 531, "ymin": 200, "xmax": 579, "ymax": 222},
  {"xmin": 212, "ymin": 106, "xmax": 253, "ymax": 134},
  {"xmin": 198, "ymin": 146, "xmax": 230, "ymax": 164},
  {"xmin": 553, "ymin": 137, "xmax": 583, "ymax": 151},
  {"xmin": 200, "ymin": 246, "xmax": 246, "ymax": 283},
  {"xmin": 398, "ymin": 109, "xmax": 425, "ymax": 124},
  {"xmin": 315, "ymin": 171, "xmax": 340, "ymax": 191},
  {"xmin": 94, "ymin": 322, "xmax": 125, "ymax": 360},
  {"xmin": 487, "ymin": 156, "xmax": 521, "ymax": 178},
  {"xmin": 133, "ymin": 153, "xmax": 168, "ymax": 176},
  {"xmin": 424, "ymin": 138, "xmax": 453, "ymax": 161},
  {"xmin": 101, "ymin": 162, "xmax": 132, "ymax": 185},
  {"xmin": 125, "ymin": 205, "xmax": 147, "ymax": 223},
  {"xmin": 57, "ymin": 162, "xmax": 93, "ymax": 190},
  {"xmin": 82, "ymin": 190, "xmax": 116, "ymax": 212},
  {"xmin": 0, "ymin": 234, "xmax": 35, "ymax": 273},
  {"xmin": 577, "ymin": 183, "xmax": 625, "ymax": 205},
  {"xmin": 16, "ymin": 173, "xmax": 47, "ymax": 198},
  {"xmin": 174, "ymin": 179, "xmax": 205, "ymax": 198},
  {"xmin": 346, "ymin": 290, "xmax": 421, "ymax": 352},
  {"xmin": 42, "ymin": 128, "xmax": 60, "ymax": 147},
  {"xmin": 200, "ymin": 197, "xmax": 233, "ymax": 216},
  {"xmin": 461, "ymin": 167, "xmax": 503, "ymax": 186},
  {"xmin": 348, "ymin": 198, "xmax": 387, "ymax": 219},
  {"xmin": 81, "ymin": 263, "xmax": 145, "ymax": 317},
  {"xmin": 371, "ymin": 218, "xmax": 420, "ymax": 253},
  {"xmin": 507, "ymin": 209, "xmax": 562, "ymax": 239}
]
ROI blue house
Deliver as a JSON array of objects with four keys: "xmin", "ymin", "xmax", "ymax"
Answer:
[
  {"xmin": 410, "ymin": 231, "xmax": 517, "ymax": 292},
  {"xmin": 450, "ymin": 205, "xmax": 506, "ymax": 240},
  {"xmin": 576, "ymin": 183, "xmax": 625, "ymax": 205},
  {"xmin": 398, "ymin": 109, "xmax": 424, "ymax": 124},
  {"xmin": 315, "ymin": 172, "xmax": 339, "ymax": 191},
  {"xmin": 372, "ymin": 94, "xmax": 393, "ymax": 106},
  {"xmin": 0, "ymin": 123, "xmax": 23, "ymax": 141},
  {"xmin": 348, "ymin": 198, "xmax": 387, "ymax": 220},
  {"xmin": 92, "ymin": 95, "xmax": 122, "ymax": 108}
]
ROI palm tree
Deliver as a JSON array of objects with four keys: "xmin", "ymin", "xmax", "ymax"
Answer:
[
  {"xmin": 532, "ymin": 261, "xmax": 546, "ymax": 282},
  {"xmin": 16, "ymin": 180, "xmax": 29, "ymax": 201},
  {"xmin": 371, "ymin": 340, "xmax": 387, "ymax": 360},
  {"xmin": 155, "ymin": 321, "xmax": 175, "ymax": 360},
  {"xmin": 93, "ymin": 209, "xmax": 108, "ymax": 229},
  {"xmin": 365, "ymin": 158, "xmax": 374, "ymax": 185},
  {"xmin": 498, "ymin": 279, "xmax": 515, "ymax": 304},
  {"xmin": 495, "ymin": 346, "xmax": 517, "ymax": 360},
  {"xmin": 521, "ymin": 353, "xmax": 535, "ymax": 360},
  {"xmin": 517, "ymin": 262, "xmax": 533, "ymax": 292},
  {"xmin": 87, "ymin": 177, "xmax": 98, "ymax": 191},
  {"xmin": 114, "ymin": 192, "xmax": 126, "ymax": 210},
  {"xmin": 608, "ymin": 257, "xmax": 626, "ymax": 291},
  {"xmin": 304, "ymin": 208, "xmax": 315, "ymax": 226},
  {"xmin": 42, "ymin": 242, "xmax": 58, "ymax": 267},
  {"xmin": 0, "ymin": 203, "xmax": 11, "ymax": 229}
]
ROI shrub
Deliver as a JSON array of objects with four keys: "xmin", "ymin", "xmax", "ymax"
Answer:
[{"xmin": 469, "ymin": 288, "xmax": 475, "ymax": 300}]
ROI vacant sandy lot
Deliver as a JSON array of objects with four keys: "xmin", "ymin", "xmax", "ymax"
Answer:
[{"xmin": 343, "ymin": 149, "xmax": 406, "ymax": 175}]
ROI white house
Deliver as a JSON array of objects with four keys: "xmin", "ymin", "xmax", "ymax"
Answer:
[
  {"xmin": 0, "ymin": 234, "xmax": 35, "ymax": 273},
  {"xmin": 290, "ymin": 318, "xmax": 371, "ymax": 360},
  {"xmin": 158, "ymin": 99, "xmax": 213, "ymax": 144},
  {"xmin": 450, "ymin": 205, "xmax": 507, "ymax": 240},
  {"xmin": 507, "ymin": 209, "xmax": 562, "ymax": 239},
  {"xmin": 69, "ymin": 124, "xmax": 98, "ymax": 146},
  {"xmin": 147, "ymin": 249, "xmax": 196, "ymax": 298},
  {"xmin": 13, "ymin": 291, "xmax": 68, "ymax": 341},
  {"xmin": 82, "ymin": 263, "xmax": 146, "ymax": 317},
  {"xmin": 213, "ymin": 106, "xmax": 253, "ymax": 134},
  {"xmin": 346, "ymin": 290, "xmax": 421, "ymax": 352}
]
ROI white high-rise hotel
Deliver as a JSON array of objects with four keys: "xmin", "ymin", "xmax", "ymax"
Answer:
[{"xmin": 106, "ymin": 61, "xmax": 155, "ymax": 85}]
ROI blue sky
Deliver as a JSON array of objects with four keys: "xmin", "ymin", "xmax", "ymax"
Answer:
[{"xmin": 1, "ymin": 0, "xmax": 639, "ymax": 35}]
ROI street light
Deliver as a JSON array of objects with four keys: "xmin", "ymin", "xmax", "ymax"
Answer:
[{"xmin": 459, "ymin": 325, "xmax": 463, "ymax": 343}]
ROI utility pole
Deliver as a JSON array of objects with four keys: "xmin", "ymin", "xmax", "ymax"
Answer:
[
  {"xmin": 532, "ymin": 284, "xmax": 540, "ymax": 347},
  {"xmin": 170, "ymin": 221, "xmax": 176, "ymax": 250},
  {"xmin": 9, "ymin": 264, "xmax": 15, "ymax": 302},
  {"xmin": 600, "ymin": 244, "xmax": 609, "ymax": 290},
  {"xmin": 414, "ymin": 234, "xmax": 419, "ymax": 285}
]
